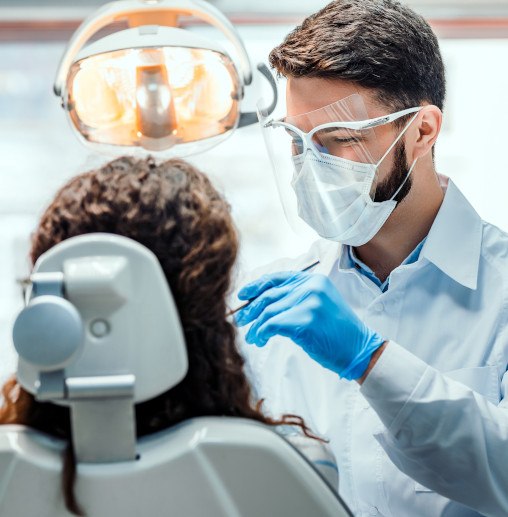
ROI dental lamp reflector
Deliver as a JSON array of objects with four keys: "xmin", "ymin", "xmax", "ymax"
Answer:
[
  {"xmin": 55, "ymin": 0, "xmax": 278, "ymax": 157},
  {"xmin": 66, "ymin": 27, "xmax": 241, "ymax": 155}
]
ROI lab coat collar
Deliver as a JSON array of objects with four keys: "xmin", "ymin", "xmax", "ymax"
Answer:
[{"xmin": 421, "ymin": 176, "xmax": 483, "ymax": 290}]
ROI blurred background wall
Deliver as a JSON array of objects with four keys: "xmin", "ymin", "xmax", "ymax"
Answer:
[{"xmin": 0, "ymin": 0, "xmax": 507, "ymax": 378}]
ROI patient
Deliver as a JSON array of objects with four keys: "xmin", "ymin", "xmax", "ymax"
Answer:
[{"xmin": 0, "ymin": 156, "xmax": 336, "ymax": 516}]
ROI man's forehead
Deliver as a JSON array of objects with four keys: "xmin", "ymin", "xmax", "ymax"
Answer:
[{"xmin": 285, "ymin": 76, "xmax": 382, "ymax": 119}]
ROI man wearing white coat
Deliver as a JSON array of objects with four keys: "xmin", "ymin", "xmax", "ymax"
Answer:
[{"xmin": 236, "ymin": 1, "xmax": 508, "ymax": 516}]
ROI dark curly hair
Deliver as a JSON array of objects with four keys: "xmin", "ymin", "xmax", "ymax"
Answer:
[{"xmin": 0, "ymin": 156, "xmax": 315, "ymax": 515}]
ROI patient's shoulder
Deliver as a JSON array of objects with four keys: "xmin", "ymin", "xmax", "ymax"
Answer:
[{"xmin": 278, "ymin": 426, "xmax": 339, "ymax": 492}]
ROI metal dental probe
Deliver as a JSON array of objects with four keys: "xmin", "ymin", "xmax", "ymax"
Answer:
[{"xmin": 226, "ymin": 259, "xmax": 321, "ymax": 317}]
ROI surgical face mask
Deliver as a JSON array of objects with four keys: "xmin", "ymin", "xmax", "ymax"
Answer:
[{"xmin": 290, "ymin": 111, "xmax": 419, "ymax": 246}]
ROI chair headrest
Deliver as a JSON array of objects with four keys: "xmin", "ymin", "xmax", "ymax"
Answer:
[{"xmin": 14, "ymin": 233, "xmax": 188, "ymax": 405}]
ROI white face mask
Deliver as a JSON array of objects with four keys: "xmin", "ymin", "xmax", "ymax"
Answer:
[{"xmin": 290, "ymin": 112, "xmax": 419, "ymax": 246}]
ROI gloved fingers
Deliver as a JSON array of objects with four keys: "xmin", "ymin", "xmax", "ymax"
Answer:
[
  {"xmin": 245, "ymin": 298, "xmax": 310, "ymax": 347},
  {"xmin": 237, "ymin": 270, "xmax": 300, "ymax": 301},
  {"xmin": 244, "ymin": 293, "xmax": 300, "ymax": 344},
  {"xmin": 250, "ymin": 307, "xmax": 310, "ymax": 348},
  {"xmin": 235, "ymin": 282, "xmax": 296, "ymax": 327}
]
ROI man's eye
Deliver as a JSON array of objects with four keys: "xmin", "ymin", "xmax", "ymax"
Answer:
[
  {"xmin": 316, "ymin": 137, "xmax": 358, "ymax": 148},
  {"xmin": 332, "ymin": 137, "xmax": 359, "ymax": 144}
]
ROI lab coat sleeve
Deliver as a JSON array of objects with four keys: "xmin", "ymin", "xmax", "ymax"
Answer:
[{"xmin": 360, "ymin": 341, "xmax": 508, "ymax": 517}]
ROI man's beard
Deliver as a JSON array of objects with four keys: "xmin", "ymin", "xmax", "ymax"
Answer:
[{"xmin": 373, "ymin": 142, "xmax": 412, "ymax": 204}]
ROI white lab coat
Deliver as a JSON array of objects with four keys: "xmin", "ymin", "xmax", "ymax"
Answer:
[{"xmin": 237, "ymin": 178, "xmax": 508, "ymax": 517}]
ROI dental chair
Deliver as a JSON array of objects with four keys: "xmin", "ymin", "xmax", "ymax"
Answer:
[{"xmin": 0, "ymin": 234, "xmax": 352, "ymax": 517}]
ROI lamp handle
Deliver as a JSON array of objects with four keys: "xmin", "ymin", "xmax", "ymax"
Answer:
[{"xmin": 238, "ymin": 63, "xmax": 278, "ymax": 128}]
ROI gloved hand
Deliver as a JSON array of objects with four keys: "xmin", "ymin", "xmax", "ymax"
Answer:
[{"xmin": 235, "ymin": 271, "xmax": 386, "ymax": 380}]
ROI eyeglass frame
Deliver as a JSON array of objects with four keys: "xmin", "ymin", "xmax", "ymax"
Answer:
[{"xmin": 264, "ymin": 106, "xmax": 422, "ymax": 159}]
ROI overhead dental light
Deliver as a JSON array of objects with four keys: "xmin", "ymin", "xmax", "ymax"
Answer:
[{"xmin": 54, "ymin": 0, "xmax": 277, "ymax": 156}]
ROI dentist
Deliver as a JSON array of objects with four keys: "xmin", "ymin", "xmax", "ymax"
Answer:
[{"xmin": 237, "ymin": 1, "xmax": 508, "ymax": 516}]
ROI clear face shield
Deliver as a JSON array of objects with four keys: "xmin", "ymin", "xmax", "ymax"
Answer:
[{"xmin": 257, "ymin": 93, "xmax": 420, "ymax": 239}]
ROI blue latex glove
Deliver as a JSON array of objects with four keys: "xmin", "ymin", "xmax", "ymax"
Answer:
[{"xmin": 235, "ymin": 271, "xmax": 386, "ymax": 380}]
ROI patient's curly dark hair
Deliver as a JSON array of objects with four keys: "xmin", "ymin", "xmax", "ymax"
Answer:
[{"xmin": 0, "ymin": 157, "xmax": 316, "ymax": 515}]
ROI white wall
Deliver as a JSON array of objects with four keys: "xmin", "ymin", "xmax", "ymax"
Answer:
[
  {"xmin": 1, "ymin": 25, "xmax": 507, "ymax": 382},
  {"xmin": 3, "ymin": 1, "xmax": 508, "ymax": 20}
]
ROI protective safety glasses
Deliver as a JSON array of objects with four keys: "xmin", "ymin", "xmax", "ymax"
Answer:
[{"xmin": 265, "ymin": 105, "xmax": 421, "ymax": 163}]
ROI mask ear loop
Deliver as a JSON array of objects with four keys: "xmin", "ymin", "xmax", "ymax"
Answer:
[{"xmin": 375, "ymin": 109, "xmax": 421, "ymax": 168}]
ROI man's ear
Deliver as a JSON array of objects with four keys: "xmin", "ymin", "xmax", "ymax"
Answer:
[{"xmin": 409, "ymin": 105, "xmax": 442, "ymax": 160}]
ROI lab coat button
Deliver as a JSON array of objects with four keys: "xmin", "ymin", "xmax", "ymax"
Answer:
[
  {"xmin": 369, "ymin": 507, "xmax": 379, "ymax": 515},
  {"xmin": 372, "ymin": 303, "xmax": 384, "ymax": 313}
]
